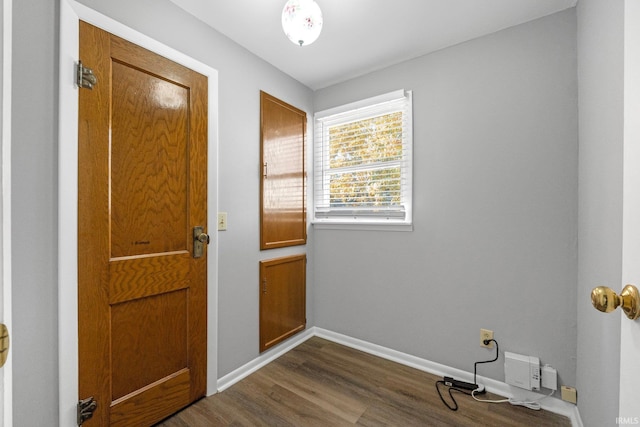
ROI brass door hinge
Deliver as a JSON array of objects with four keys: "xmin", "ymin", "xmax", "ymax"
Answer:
[
  {"xmin": 77, "ymin": 61, "xmax": 97, "ymax": 89},
  {"xmin": 0, "ymin": 323, "xmax": 8, "ymax": 368}
]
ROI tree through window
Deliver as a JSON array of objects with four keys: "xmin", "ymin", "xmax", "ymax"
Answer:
[{"xmin": 314, "ymin": 90, "xmax": 413, "ymax": 226}]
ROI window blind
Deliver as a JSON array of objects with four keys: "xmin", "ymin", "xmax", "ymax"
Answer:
[{"xmin": 313, "ymin": 90, "xmax": 412, "ymax": 223}]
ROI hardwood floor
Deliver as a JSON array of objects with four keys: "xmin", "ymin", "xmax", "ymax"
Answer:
[{"xmin": 157, "ymin": 337, "xmax": 571, "ymax": 426}]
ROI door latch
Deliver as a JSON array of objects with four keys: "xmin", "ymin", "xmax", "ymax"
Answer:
[{"xmin": 193, "ymin": 226, "xmax": 210, "ymax": 258}]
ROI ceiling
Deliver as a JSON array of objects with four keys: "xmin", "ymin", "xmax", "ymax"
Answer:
[{"xmin": 169, "ymin": 0, "xmax": 577, "ymax": 90}]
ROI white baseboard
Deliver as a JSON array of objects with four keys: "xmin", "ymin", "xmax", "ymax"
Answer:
[
  {"xmin": 216, "ymin": 326, "xmax": 583, "ymax": 427},
  {"xmin": 216, "ymin": 328, "xmax": 316, "ymax": 392}
]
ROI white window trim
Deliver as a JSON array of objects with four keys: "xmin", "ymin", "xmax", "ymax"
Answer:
[{"xmin": 312, "ymin": 90, "xmax": 413, "ymax": 231}]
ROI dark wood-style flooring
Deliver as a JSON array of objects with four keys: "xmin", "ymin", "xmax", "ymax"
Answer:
[{"xmin": 157, "ymin": 337, "xmax": 571, "ymax": 426}]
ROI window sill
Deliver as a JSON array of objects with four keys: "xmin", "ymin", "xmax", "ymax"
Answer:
[{"xmin": 312, "ymin": 221, "xmax": 413, "ymax": 232}]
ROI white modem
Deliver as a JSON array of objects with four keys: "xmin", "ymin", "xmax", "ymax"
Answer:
[{"xmin": 504, "ymin": 351, "xmax": 540, "ymax": 391}]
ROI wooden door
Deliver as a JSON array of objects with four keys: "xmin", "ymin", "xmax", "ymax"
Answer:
[
  {"xmin": 78, "ymin": 22, "xmax": 208, "ymax": 426},
  {"xmin": 259, "ymin": 255, "xmax": 306, "ymax": 352},
  {"xmin": 260, "ymin": 91, "xmax": 307, "ymax": 250}
]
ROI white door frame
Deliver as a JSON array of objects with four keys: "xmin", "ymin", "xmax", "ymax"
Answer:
[
  {"xmin": 1, "ymin": 0, "xmax": 12, "ymax": 425},
  {"xmin": 620, "ymin": 0, "xmax": 640, "ymax": 419},
  {"xmin": 58, "ymin": 1, "xmax": 219, "ymax": 425}
]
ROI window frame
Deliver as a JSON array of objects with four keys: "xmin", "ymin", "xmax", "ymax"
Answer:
[{"xmin": 312, "ymin": 90, "xmax": 413, "ymax": 231}]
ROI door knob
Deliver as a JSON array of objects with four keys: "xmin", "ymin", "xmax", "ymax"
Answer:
[
  {"xmin": 196, "ymin": 233, "xmax": 210, "ymax": 244},
  {"xmin": 193, "ymin": 226, "xmax": 209, "ymax": 258},
  {"xmin": 591, "ymin": 284, "xmax": 640, "ymax": 320}
]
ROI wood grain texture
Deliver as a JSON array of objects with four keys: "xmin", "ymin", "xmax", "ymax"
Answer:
[
  {"xmin": 78, "ymin": 21, "xmax": 208, "ymax": 426},
  {"xmin": 78, "ymin": 20, "xmax": 114, "ymax": 427},
  {"xmin": 109, "ymin": 252, "xmax": 190, "ymax": 304},
  {"xmin": 259, "ymin": 255, "xmax": 306, "ymax": 352},
  {"xmin": 260, "ymin": 91, "xmax": 307, "ymax": 250},
  {"xmin": 112, "ymin": 370, "xmax": 191, "ymax": 427},
  {"xmin": 110, "ymin": 60, "xmax": 188, "ymax": 258},
  {"xmin": 111, "ymin": 290, "xmax": 188, "ymax": 399},
  {"xmin": 157, "ymin": 337, "xmax": 571, "ymax": 427}
]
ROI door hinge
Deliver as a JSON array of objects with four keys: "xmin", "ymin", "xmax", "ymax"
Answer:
[
  {"xmin": 77, "ymin": 61, "xmax": 98, "ymax": 90},
  {"xmin": 77, "ymin": 397, "xmax": 97, "ymax": 425}
]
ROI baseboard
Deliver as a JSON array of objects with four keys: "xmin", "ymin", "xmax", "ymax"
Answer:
[
  {"xmin": 216, "ymin": 327, "xmax": 315, "ymax": 392},
  {"xmin": 314, "ymin": 328, "xmax": 583, "ymax": 427},
  {"xmin": 216, "ymin": 326, "xmax": 583, "ymax": 427}
]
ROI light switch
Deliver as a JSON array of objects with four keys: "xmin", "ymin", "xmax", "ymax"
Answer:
[{"xmin": 218, "ymin": 212, "xmax": 228, "ymax": 231}]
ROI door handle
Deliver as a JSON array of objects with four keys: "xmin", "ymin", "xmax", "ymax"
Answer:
[
  {"xmin": 591, "ymin": 284, "xmax": 640, "ymax": 320},
  {"xmin": 193, "ymin": 226, "xmax": 210, "ymax": 258},
  {"xmin": 196, "ymin": 232, "xmax": 210, "ymax": 245}
]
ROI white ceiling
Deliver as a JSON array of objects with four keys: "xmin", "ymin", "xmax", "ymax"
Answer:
[{"xmin": 169, "ymin": 0, "xmax": 577, "ymax": 90}]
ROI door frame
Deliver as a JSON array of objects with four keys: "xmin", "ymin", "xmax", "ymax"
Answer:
[
  {"xmin": 58, "ymin": 1, "xmax": 219, "ymax": 425},
  {"xmin": 1, "ymin": 0, "xmax": 12, "ymax": 425},
  {"xmin": 620, "ymin": 0, "xmax": 640, "ymax": 417}
]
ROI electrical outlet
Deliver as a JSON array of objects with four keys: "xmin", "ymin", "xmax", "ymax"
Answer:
[
  {"xmin": 480, "ymin": 329, "xmax": 494, "ymax": 348},
  {"xmin": 561, "ymin": 386, "xmax": 577, "ymax": 404}
]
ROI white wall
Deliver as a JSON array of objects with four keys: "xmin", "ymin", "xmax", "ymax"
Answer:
[
  {"xmin": 576, "ymin": 0, "xmax": 624, "ymax": 425},
  {"xmin": 313, "ymin": 9, "xmax": 578, "ymax": 391}
]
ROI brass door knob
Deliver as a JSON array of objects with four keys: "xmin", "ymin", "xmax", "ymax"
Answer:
[
  {"xmin": 196, "ymin": 233, "xmax": 210, "ymax": 244},
  {"xmin": 591, "ymin": 284, "xmax": 640, "ymax": 320}
]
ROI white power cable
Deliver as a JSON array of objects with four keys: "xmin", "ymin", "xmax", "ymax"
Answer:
[{"xmin": 471, "ymin": 388, "xmax": 555, "ymax": 410}]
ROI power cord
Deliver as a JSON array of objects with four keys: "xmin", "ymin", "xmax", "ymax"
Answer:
[
  {"xmin": 473, "ymin": 338, "xmax": 499, "ymax": 390},
  {"xmin": 435, "ymin": 379, "xmax": 472, "ymax": 411},
  {"xmin": 469, "ymin": 338, "xmax": 554, "ymax": 410},
  {"xmin": 435, "ymin": 338, "xmax": 554, "ymax": 411},
  {"xmin": 435, "ymin": 338, "xmax": 498, "ymax": 411},
  {"xmin": 471, "ymin": 388, "xmax": 555, "ymax": 410}
]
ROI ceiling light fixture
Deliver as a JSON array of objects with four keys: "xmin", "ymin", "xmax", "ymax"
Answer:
[{"xmin": 281, "ymin": 0, "xmax": 323, "ymax": 47}]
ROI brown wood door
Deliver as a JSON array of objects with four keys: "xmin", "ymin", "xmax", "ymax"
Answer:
[
  {"xmin": 78, "ymin": 22, "xmax": 208, "ymax": 426},
  {"xmin": 259, "ymin": 255, "xmax": 306, "ymax": 352},
  {"xmin": 260, "ymin": 91, "xmax": 307, "ymax": 250}
]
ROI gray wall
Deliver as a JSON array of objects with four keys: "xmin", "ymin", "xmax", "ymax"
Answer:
[
  {"xmin": 11, "ymin": 0, "xmax": 312, "ymax": 424},
  {"xmin": 313, "ymin": 9, "xmax": 578, "ymax": 390},
  {"xmin": 72, "ymin": 0, "xmax": 315, "ymax": 378},
  {"xmin": 12, "ymin": 0, "xmax": 60, "ymax": 423},
  {"xmin": 9, "ymin": 1, "xmax": 592, "ymax": 424},
  {"xmin": 576, "ymin": 0, "xmax": 623, "ymax": 425}
]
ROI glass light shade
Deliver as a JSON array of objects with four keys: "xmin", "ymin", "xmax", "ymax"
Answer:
[{"xmin": 282, "ymin": 0, "xmax": 323, "ymax": 46}]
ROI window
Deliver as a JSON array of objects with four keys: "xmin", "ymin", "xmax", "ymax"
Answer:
[{"xmin": 313, "ymin": 90, "xmax": 412, "ymax": 228}]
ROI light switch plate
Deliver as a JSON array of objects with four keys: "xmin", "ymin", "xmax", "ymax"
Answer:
[{"xmin": 218, "ymin": 212, "xmax": 228, "ymax": 231}]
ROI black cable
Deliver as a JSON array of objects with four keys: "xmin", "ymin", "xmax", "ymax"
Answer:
[
  {"xmin": 435, "ymin": 338, "xmax": 500, "ymax": 411},
  {"xmin": 473, "ymin": 338, "xmax": 499, "ymax": 386},
  {"xmin": 435, "ymin": 380, "xmax": 472, "ymax": 411}
]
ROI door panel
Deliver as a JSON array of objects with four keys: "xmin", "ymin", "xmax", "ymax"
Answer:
[
  {"xmin": 110, "ymin": 60, "xmax": 189, "ymax": 258},
  {"xmin": 78, "ymin": 21, "xmax": 208, "ymax": 426},
  {"xmin": 110, "ymin": 290, "xmax": 188, "ymax": 400},
  {"xmin": 260, "ymin": 91, "xmax": 307, "ymax": 250},
  {"xmin": 259, "ymin": 255, "xmax": 306, "ymax": 352}
]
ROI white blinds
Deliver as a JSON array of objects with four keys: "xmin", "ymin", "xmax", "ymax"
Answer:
[{"xmin": 313, "ymin": 90, "xmax": 412, "ymax": 223}]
